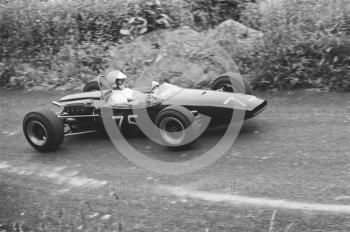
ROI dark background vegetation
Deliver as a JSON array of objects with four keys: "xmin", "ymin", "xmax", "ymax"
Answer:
[{"xmin": 0, "ymin": 0, "xmax": 349, "ymax": 91}]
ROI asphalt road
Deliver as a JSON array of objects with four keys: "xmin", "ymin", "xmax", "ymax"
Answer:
[{"xmin": 0, "ymin": 89, "xmax": 350, "ymax": 231}]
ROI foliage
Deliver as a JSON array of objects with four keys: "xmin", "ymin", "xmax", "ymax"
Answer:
[
  {"xmin": 240, "ymin": 0, "xmax": 350, "ymax": 91},
  {"xmin": 0, "ymin": 0, "xmax": 182, "ymax": 88},
  {"xmin": 120, "ymin": 1, "xmax": 178, "ymax": 38},
  {"xmin": 2, "ymin": 0, "xmax": 349, "ymax": 91},
  {"xmin": 0, "ymin": 0, "xmax": 251, "ymax": 89},
  {"xmin": 185, "ymin": 0, "xmax": 254, "ymax": 30}
]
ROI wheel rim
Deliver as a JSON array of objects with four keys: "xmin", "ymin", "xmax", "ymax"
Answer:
[
  {"xmin": 159, "ymin": 117, "xmax": 186, "ymax": 145},
  {"xmin": 215, "ymin": 83, "xmax": 233, "ymax": 92},
  {"xmin": 27, "ymin": 121, "xmax": 48, "ymax": 146}
]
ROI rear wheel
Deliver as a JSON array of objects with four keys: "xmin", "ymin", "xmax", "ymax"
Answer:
[
  {"xmin": 211, "ymin": 73, "xmax": 252, "ymax": 95},
  {"xmin": 83, "ymin": 81, "xmax": 99, "ymax": 92},
  {"xmin": 155, "ymin": 106, "xmax": 199, "ymax": 148},
  {"xmin": 23, "ymin": 108, "xmax": 64, "ymax": 152}
]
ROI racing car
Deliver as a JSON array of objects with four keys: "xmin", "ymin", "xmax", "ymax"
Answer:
[{"xmin": 23, "ymin": 71, "xmax": 267, "ymax": 152}]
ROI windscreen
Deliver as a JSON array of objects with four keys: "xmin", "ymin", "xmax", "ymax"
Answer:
[{"xmin": 152, "ymin": 83, "xmax": 182, "ymax": 100}]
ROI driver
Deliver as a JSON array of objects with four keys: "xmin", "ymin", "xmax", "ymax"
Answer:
[
  {"xmin": 106, "ymin": 70, "xmax": 146, "ymax": 106},
  {"xmin": 112, "ymin": 70, "xmax": 127, "ymax": 90}
]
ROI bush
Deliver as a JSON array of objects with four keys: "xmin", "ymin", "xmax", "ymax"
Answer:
[
  {"xmin": 0, "ymin": 0, "xmax": 182, "ymax": 88},
  {"xmin": 240, "ymin": 0, "xmax": 350, "ymax": 91},
  {"xmin": 6, "ymin": 0, "xmax": 348, "ymax": 91},
  {"xmin": 0, "ymin": 0, "xmax": 253, "ymax": 88},
  {"xmin": 185, "ymin": 0, "xmax": 254, "ymax": 30}
]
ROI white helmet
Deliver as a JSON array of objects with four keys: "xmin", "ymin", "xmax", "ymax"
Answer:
[{"xmin": 106, "ymin": 70, "xmax": 127, "ymax": 89}]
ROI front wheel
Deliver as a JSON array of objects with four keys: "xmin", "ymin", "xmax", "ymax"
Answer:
[
  {"xmin": 155, "ymin": 106, "xmax": 199, "ymax": 149},
  {"xmin": 23, "ymin": 108, "xmax": 64, "ymax": 152},
  {"xmin": 211, "ymin": 73, "xmax": 252, "ymax": 95}
]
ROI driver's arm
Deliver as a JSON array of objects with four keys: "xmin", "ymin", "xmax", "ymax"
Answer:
[{"xmin": 151, "ymin": 81, "xmax": 160, "ymax": 90}]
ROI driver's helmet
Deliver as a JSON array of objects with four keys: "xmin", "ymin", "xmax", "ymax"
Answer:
[{"xmin": 106, "ymin": 70, "xmax": 127, "ymax": 90}]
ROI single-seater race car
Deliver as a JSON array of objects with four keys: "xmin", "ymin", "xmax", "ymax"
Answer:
[{"xmin": 23, "ymin": 71, "xmax": 267, "ymax": 152}]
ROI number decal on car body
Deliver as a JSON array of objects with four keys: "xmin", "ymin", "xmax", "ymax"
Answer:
[
  {"xmin": 112, "ymin": 115, "xmax": 124, "ymax": 128},
  {"xmin": 112, "ymin": 115, "xmax": 138, "ymax": 127},
  {"xmin": 128, "ymin": 115, "xmax": 138, "ymax": 125}
]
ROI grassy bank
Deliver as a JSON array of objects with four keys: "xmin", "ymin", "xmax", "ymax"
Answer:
[
  {"xmin": 0, "ymin": 0, "xmax": 349, "ymax": 91},
  {"xmin": 241, "ymin": 0, "xmax": 350, "ymax": 91}
]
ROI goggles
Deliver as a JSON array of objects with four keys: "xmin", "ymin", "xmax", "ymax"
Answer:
[{"xmin": 116, "ymin": 78, "xmax": 126, "ymax": 86}]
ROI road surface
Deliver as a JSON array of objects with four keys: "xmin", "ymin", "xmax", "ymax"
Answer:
[{"xmin": 0, "ymin": 89, "xmax": 350, "ymax": 231}]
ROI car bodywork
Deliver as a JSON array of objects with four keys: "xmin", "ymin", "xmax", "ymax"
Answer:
[
  {"xmin": 23, "ymin": 72, "xmax": 267, "ymax": 152},
  {"xmin": 55, "ymin": 83, "xmax": 267, "ymax": 137}
]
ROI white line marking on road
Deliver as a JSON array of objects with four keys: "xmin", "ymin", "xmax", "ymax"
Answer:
[
  {"xmin": 0, "ymin": 161, "xmax": 108, "ymax": 189},
  {"xmin": 159, "ymin": 186, "xmax": 350, "ymax": 214},
  {"xmin": 7, "ymin": 131, "xmax": 18, "ymax": 136},
  {"xmin": 0, "ymin": 162, "xmax": 10, "ymax": 169}
]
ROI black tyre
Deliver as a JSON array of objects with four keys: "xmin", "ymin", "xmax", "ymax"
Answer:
[
  {"xmin": 23, "ymin": 108, "xmax": 64, "ymax": 152},
  {"xmin": 211, "ymin": 73, "xmax": 252, "ymax": 95},
  {"xmin": 155, "ymin": 106, "xmax": 199, "ymax": 148},
  {"xmin": 83, "ymin": 81, "xmax": 99, "ymax": 92}
]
